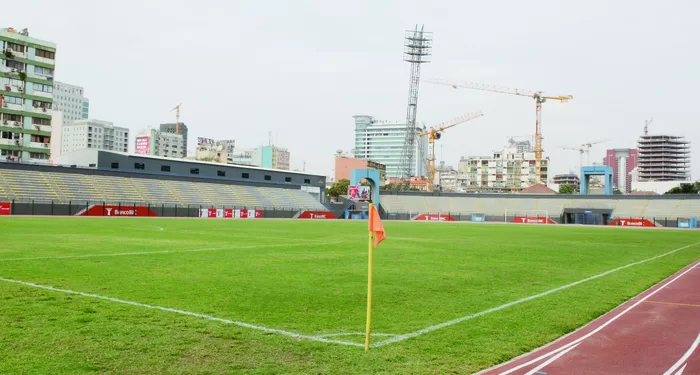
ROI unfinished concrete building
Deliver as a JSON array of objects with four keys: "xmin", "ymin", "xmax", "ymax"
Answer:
[{"xmin": 637, "ymin": 135, "xmax": 690, "ymax": 181}]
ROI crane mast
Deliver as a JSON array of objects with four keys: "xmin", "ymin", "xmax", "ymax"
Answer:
[
  {"xmin": 424, "ymin": 78, "xmax": 572, "ymax": 185},
  {"xmin": 418, "ymin": 111, "xmax": 483, "ymax": 192}
]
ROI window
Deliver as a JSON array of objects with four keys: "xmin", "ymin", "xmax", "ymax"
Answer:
[
  {"xmin": 2, "ymin": 113, "xmax": 22, "ymax": 122},
  {"xmin": 241, "ymin": 173, "xmax": 249, "ymax": 179},
  {"xmin": 284, "ymin": 177, "xmax": 292, "ymax": 183},
  {"xmin": 6, "ymin": 42, "xmax": 25, "ymax": 53},
  {"xmin": 33, "ymin": 83, "xmax": 53, "ymax": 93},
  {"xmin": 35, "ymin": 49, "xmax": 55, "ymax": 59},
  {"xmin": 5, "ymin": 59, "xmax": 24, "ymax": 71},
  {"xmin": 304, "ymin": 179, "xmax": 311, "ymax": 184},
  {"xmin": 111, "ymin": 162, "xmax": 119, "ymax": 169},
  {"xmin": 161, "ymin": 165, "xmax": 171, "ymax": 172},
  {"xmin": 34, "ymin": 66, "xmax": 54, "ymax": 76},
  {"xmin": 33, "ymin": 100, "xmax": 52, "ymax": 109},
  {"xmin": 134, "ymin": 162, "xmax": 145, "ymax": 170},
  {"xmin": 4, "ymin": 96, "xmax": 22, "ymax": 105},
  {"xmin": 190, "ymin": 168, "xmax": 199, "ymax": 175},
  {"xmin": 264, "ymin": 175, "xmax": 271, "ymax": 181},
  {"xmin": 217, "ymin": 170, "xmax": 225, "ymax": 177},
  {"xmin": 32, "ymin": 117, "xmax": 50, "ymax": 125},
  {"xmin": 29, "ymin": 152, "xmax": 49, "ymax": 160}
]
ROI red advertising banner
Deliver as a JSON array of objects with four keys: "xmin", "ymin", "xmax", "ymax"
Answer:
[
  {"xmin": 608, "ymin": 218, "xmax": 655, "ymax": 227},
  {"xmin": 135, "ymin": 136, "xmax": 150, "ymax": 155},
  {"xmin": 77, "ymin": 205, "xmax": 158, "ymax": 217},
  {"xmin": 297, "ymin": 211, "xmax": 337, "ymax": 219},
  {"xmin": 199, "ymin": 209, "xmax": 262, "ymax": 219},
  {"xmin": 511, "ymin": 216, "xmax": 556, "ymax": 224},
  {"xmin": 0, "ymin": 202, "xmax": 10, "ymax": 215},
  {"xmin": 412, "ymin": 214, "xmax": 456, "ymax": 221}
]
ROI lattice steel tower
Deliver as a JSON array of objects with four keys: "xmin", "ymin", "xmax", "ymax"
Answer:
[{"xmin": 399, "ymin": 25, "xmax": 432, "ymax": 183}]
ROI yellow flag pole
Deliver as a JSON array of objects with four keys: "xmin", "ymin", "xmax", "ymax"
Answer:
[{"xmin": 365, "ymin": 203, "xmax": 375, "ymax": 352}]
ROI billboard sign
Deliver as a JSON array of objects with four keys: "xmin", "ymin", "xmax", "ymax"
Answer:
[
  {"xmin": 0, "ymin": 202, "xmax": 10, "ymax": 215},
  {"xmin": 511, "ymin": 216, "xmax": 556, "ymax": 224},
  {"xmin": 348, "ymin": 185, "xmax": 370, "ymax": 202},
  {"xmin": 297, "ymin": 210, "xmax": 337, "ymax": 219},
  {"xmin": 77, "ymin": 205, "xmax": 158, "ymax": 217},
  {"xmin": 135, "ymin": 136, "xmax": 150, "ymax": 155},
  {"xmin": 199, "ymin": 209, "xmax": 262, "ymax": 219},
  {"xmin": 412, "ymin": 213, "xmax": 456, "ymax": 221},
  {"xmin": 608, "ymin": 218, "xmax": 655, "ymax": 227},
  {"xmin": 197, "ymin": 137, "xmax": 215, "ymax": 145}
]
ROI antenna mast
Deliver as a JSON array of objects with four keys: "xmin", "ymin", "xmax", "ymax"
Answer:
[{"xmin": 398, "ymin": 25, "xmax": 432, "ymax": 184}]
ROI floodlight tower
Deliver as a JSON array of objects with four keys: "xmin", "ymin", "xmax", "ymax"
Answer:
[{"xmin": 398, "ymin": 25, "xmax": 432, "ymax": 185}]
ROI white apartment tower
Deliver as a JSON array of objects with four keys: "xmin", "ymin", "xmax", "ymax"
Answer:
[
  {"xmin": 53, "ymin": 81, "xmax": 89, "ymax": 124},
  {"xmin": 61, "ymin": 119, "xmax": 129, "ymax": 155},
  {"xmin": 353, "ymin": 115, "xmax": 428, "ymax": 178},
  {"xmin": 458, "ymin": 139, "xmax": 549, "ymax": 192}
]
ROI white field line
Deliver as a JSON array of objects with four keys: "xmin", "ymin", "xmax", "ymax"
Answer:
[
  {"xmin": 372, "ymin": 241, "xmax": 700, "ymax": 348},
  {"xmin": 495, "ymin": 261, "xmax": 700, "ymax": 375},
  {"xmin": 0, "ymin": 241, "xmax": 342, "ymax": 262},
  {"xmin": 663, "ymin": 332, "xmax": 700, "ymax": 375},
  {"xmin": 314, "ymin": 332, "xmax": 400, "ymax": 338},
  {"xmin": 0, "ymin": 276, "xmax": 363, "ymax": 348},
  {"xmin": 523, "ymin": 343, "xmax": 581, "ymax": 375}
]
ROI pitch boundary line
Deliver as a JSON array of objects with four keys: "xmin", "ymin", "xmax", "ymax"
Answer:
[
  {"xmin": 0, "ymin": 276, "xmax": 364, "ymax": 348},
  {"xmin": 372, "ymin": 241, "xmax": 700, "ymax": 348},
  {"xmin": 0, "ymin": 240, "xmax": 342, "ymax": 262}
]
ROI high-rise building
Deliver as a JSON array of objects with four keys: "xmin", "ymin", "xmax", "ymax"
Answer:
[
  {"xmin": 258, "ymin": 145, "xmax": 290, "ymax": 170},
  {"xmin": 60, "ymin": 119, "xmax": 128, "ymax": 156},
  {"xmin": 53, "ymin": 81, "xmax": 89, "ymax": 124},
  {"xmin": 551, "ymin": 173, "xmax": 581, "ymax": 193},
  {"xmin": 458, "ymin": 139, "xmax": 548, "ymax": 192},
  {"xmin": 637, "ymin": 134, "xmax": 690, "ymax": 181},
  {"xmin": 0, "ymin": 27, "xmax": 55, "ymax": 162},
  {"xmin": 135, "ymin": 129, "xmax": 185, "ymax": 159},
  {"xmin": 603, "ymin": 148, "xmax": 638, "ymax": 193},
  {"xmin": 195, "ymin": 138, "xmax": 235, "ymax": 164},
  {"xmin": 160, "ymin": 123, "xmax": 188, "ymax": 157},
  {"xmin": 353, "ymin": 115, "xmax": 428, "ymax": 178}
]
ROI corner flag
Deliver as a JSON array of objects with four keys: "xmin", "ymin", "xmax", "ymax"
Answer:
[{"xmin": 365, "ymin": 203, "xmax": 386, "ymax": 351}]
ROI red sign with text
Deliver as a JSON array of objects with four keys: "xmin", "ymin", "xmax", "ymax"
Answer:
[
  {"xmin": 412, "ymin": 214, "xmax": 456, "ymax": 221},
  {"xmin": 511, "ymin": 216, "xmax": 556, "ymax": 224},
  {"xmin": 297, "ymin": 211, "xmax": 337, "ymax": 219},
  {"xmin": 0, "ymin": 202, "xmax": 10, "ymax": 215},
  {"xmin": 608, "ymin": 218, "xmax": 655, "ymax": 227},
  {"xmin": 199, "ymin": 209, "xmax": 262, "ymax": 219},
  {"xmin": 77, "ymin": 205, "xmax": 158, "ymax": 217}
]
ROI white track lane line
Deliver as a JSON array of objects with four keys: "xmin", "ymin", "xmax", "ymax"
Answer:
[
  {"xmin": 663, "ymin": 332, "xmax": 700, "ymax": 375},
  {"xmin": 495, "ymin": 261, "xmax": 700, "ymax": 375},
  {"xmin": 373, "ymin": 241, "xmax": 700, "ymax": 348},
  {"xmin": 0, "ymin": 276, "xmax": 363, "ymax": 348},
  {"xmin": 523, "ymin": 343, "xmax": 581, "ymax": 375},
  {"xmin": 0, "ymin": 241, "xmax": 342, "ymax": 262}
]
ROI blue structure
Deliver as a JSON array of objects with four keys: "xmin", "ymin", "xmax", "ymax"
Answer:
[
  {"xmin": 350, "ymin": 169, "xmax": 381, "ymax": 205},
  {"xmin": 580, "ymin": 166, "xmax": 614, "ymax": 195}
]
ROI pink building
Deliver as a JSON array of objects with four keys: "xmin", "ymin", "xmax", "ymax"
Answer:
[
  {"xmin": 603, "ymin": 149, "xmax": 638, "ymax": 193},
  {"xmin": 334, "ymin": 157, "xmax": 370, "ymax": 182}
]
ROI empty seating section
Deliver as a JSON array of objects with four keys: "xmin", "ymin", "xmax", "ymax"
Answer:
[
  {"xmin": 197, "ymin": 183, "xmax": 239, "ymax": 207},
  {"xmin": 131, "ymin": 178, "xmax": 178, "ymax": 204},
  {"xmin": 229, "ymin": 185, "xmax": 266, "ymax": 207},
  {"xmin": 166, "ymin": 180, "xmax": 209, "ymax": 205},
  {"xmin": 0, "ymin": 169, "xmax": 60, "ymax": 201},
  {"xmin": 91, "ymin": 175, "xmax": 144, "ymax": 203},
  {"xmin": 48, "ymin": 173, "xmax": 103, "ymax": 202},
  {"xmin": 287, "ymin": 190, "xmax": 325, "ymax": 209}
]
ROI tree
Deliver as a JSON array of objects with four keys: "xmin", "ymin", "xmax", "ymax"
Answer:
[
  {"xmin": 381, "ymin": 182, "xmax": 419, "ymax": 191},
  {"xmin": 558, "ymin": 184, "xmax": 574, "ymax": 194},
  {"xmin": 613, "ymin": 188, "xmax": 623, "ymax": 195},
  {"xmin": 665, "ymin": 182, "xmax": 700, "ymax": 195},
  {"xmin": 326, "ymin": 179, "xmax": 350, "ymax": 198}
]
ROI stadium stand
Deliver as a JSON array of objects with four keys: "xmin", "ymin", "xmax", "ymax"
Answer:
[{"xmin": 0, "ymin": 167, "xmax": 327, "ymax": 210}]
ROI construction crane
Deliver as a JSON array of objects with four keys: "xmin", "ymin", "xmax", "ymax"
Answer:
[
  {"xmin": 644, "ymin": 117, "xmax": 654, "ymax": 135},
  {"xmin": 424, "ymin": 78, "xmax": 573, "ymax": 184},
  {"xmin": 418, "ymin": 111, "xmax": 483, "ymax": 192},
  {"xmin": 560, "ymin": 139, "xmax": 609, "ymax": 168},
  {"xmin": 171, "ymin": 103, "xmax": 182, "ymax": 134}
]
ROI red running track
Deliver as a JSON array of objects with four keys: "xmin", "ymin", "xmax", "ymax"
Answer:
[{"xmin": 478, "ymin": 260, "xmax": 700, "ymax": 375}]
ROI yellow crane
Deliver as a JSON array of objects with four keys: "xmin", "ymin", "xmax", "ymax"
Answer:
[
  {"xmin": 418, "ymin": 111, "xmax": 483, "ymax": 192},
  {"xmin": 424, "ymin": 78, "xmax": 573, "ymax": 185},
  {"xmin": 171, "ymin": 103, "xmax": 182, "ymax": 134}
]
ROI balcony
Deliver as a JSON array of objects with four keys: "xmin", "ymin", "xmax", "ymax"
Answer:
[
  {"xmin": 0, "ymin": 138, "xmax": 18, "ymax": 146},
  {"xmin": 2, "ymin": 102, "xmax": 23, "ymax": 111},
  {"xmin": 2, "ymin": 84, "xmax": 25, "ymax": 93},
  {"xmin": 33, "ymin": 124, "xmax": 51, "ymax": 133},
  {"xmin": 32, "ymin": 91, "xmax": 52, "ymax": 99},
  {"xmin": 30, "ymin": 141, "xmax": 50, "ymax": 149},
  {"xmin": 34, "ymin": 56, "xmax": 55, "ymax": 65},
  {"xmin": 1, "ymin": 120, "xmax": 23, "ymax": 128},
  {"xmin": 31, "ymin": 106, "xmax": 51, "ymax": 114},
  {"xmin": 4, "ymin": 48, "xmax": 27, "ymax": 59}
]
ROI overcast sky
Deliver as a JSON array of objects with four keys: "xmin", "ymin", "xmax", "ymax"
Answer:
[{"xmin": 14, "ymin": 0, "xmax": 700, "ymax": 178}]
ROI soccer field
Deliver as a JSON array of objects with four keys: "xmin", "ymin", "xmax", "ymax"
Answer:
[{"xmin": 1, "ymin": 218, "xmax": 699, "ymax": 374}]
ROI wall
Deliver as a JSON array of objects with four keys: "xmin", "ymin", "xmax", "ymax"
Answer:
[{"xmin": 334, "ymin": 157, "xmax": 367, "ymax": 182}]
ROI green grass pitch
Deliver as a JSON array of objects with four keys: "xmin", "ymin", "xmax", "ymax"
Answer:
[{"xmin": 1, "ymin": 218, "xmax": 699, "ymax": 374}]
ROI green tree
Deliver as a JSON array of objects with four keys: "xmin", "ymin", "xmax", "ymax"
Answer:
[
  {"xmin": 558, "ymin": 184, "xmax": 575, "ymax": 194},
  {"xmin": 613, "ymin": 188, "xmax": 623, "ymax": 195},
  {"xmin": 326, "ymin": 179, "xmax": 350, "ymax": 198},
  {"xmin": 665, "ymin": 182, "xmax": 700, "ymax": 194}
]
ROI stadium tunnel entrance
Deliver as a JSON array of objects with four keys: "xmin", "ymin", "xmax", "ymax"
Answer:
[{"xmin": 562, "ymin": 208, "xmax": 613, "ymax": 225}]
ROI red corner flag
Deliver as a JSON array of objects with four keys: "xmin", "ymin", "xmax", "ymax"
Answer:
[{"xmin": 369, "ymin": 204, "xmax": 386, "ymax": 248}]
